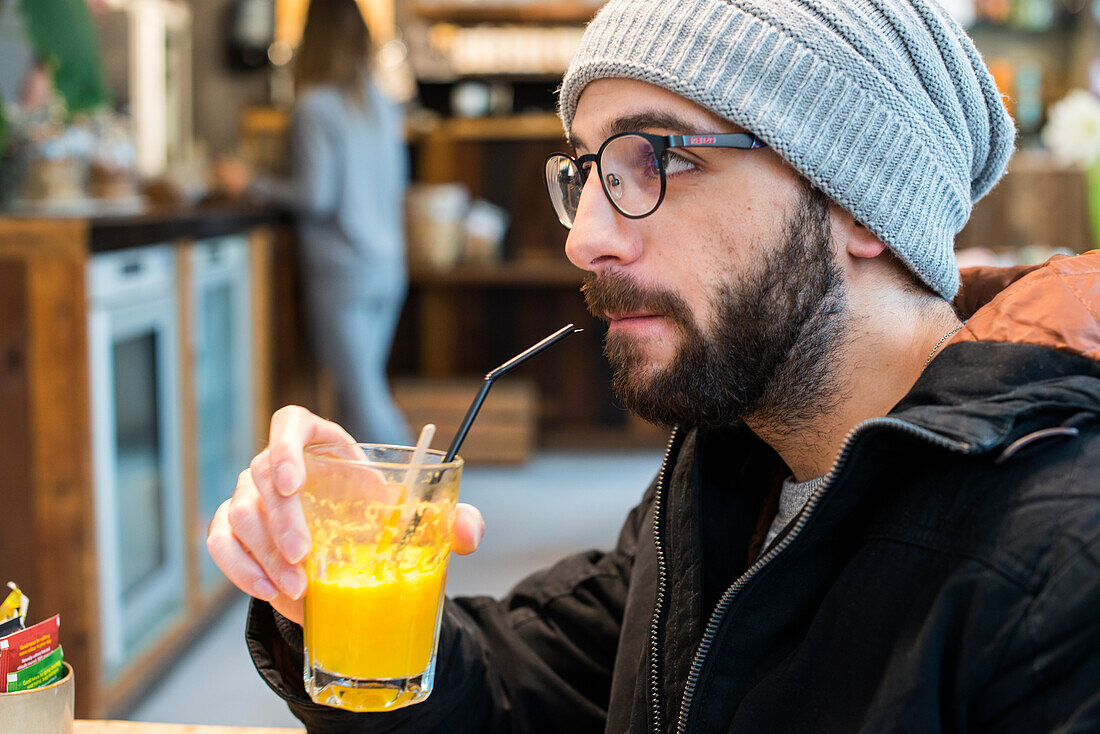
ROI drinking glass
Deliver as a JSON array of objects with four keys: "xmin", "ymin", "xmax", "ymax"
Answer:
[{"xmin": 301, "ymin": 443, "xmax": 463, "ymax": 712}]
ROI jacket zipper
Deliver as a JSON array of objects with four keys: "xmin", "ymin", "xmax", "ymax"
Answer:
[
  {"xmin": 648, "ymin": 426, "xmax": 681, "ymax": 734},
  {"xmin": 672, "ymin": 417, "xmax": 977, "ymax": 734}
]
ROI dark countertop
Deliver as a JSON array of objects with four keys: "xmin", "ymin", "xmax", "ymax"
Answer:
[
  {"xmin": 0, "ymin": 199, "xmax": 282, "ymax": 253},
  {"xmin": 89, "ymin": 203, "xmax": 280, "ymax": 253}
]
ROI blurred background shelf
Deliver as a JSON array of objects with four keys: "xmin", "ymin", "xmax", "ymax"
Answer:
[
  {"xmin": 411, "ymin": 112, "xmax": 565, "ymax": 141},
  {"xmin": 409, "ymin": 1, "xmax": 601, "ymax": 24}
]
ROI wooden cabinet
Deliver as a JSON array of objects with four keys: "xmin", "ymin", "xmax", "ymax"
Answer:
[{"xmin": 0, "ymin": 207, "xmax": 274, "ymax": 717}]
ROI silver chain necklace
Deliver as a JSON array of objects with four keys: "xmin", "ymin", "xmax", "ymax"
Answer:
[{"xmin": 923, "ymin": 324, "xmax": 964, "ymax": 370}]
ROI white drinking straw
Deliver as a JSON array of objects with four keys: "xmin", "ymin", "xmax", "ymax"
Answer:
[
  {"xmin": 402, "ymin": 423, "xmax": 436, "ymax": 492},
  {"xmin": 396, "ymin": 424, "xmax": 436, "ymax": 550}
]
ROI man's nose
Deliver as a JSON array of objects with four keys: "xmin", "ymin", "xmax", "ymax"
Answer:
[{"xmin": 564, "ymin": 173, "xmax": 642, "ymax": 272}]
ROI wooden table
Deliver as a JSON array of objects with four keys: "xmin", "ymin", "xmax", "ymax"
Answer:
[{"xmin": 76, "ymin": 722, "xmax": 304, "ymax": 733}]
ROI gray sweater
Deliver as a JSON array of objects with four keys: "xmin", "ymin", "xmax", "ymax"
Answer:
[{"xmin": 252, "ymin": 78, "xmax": 408, "ymax": 296}]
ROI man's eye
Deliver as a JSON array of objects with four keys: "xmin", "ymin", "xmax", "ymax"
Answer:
[{"xmin": 662, "ymin": 152, "xmax": 697, "ymax": 175}]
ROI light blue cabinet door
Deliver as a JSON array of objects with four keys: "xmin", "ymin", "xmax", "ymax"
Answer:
[{"xmin": 190, "ymin": 237, "xmax": 254, "ymax": 591}]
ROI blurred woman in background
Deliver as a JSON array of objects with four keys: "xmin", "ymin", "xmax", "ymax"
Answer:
[{"xmin": 218, "ymin": 0, "xmax": 411, "ymax": 445}]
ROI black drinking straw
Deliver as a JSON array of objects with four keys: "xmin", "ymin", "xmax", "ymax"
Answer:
[{"xmin": 443, "ymin": 323, "xmax": 583, "ymax": 462}]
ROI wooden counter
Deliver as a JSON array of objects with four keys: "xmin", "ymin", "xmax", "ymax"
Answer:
[
  {"xmin": 76, "ymin": 722, "xmax": 303, "ymax": 734},
  {"xmin": 0, "ymin": 204, "xmax": 277, "ymax": 718}
]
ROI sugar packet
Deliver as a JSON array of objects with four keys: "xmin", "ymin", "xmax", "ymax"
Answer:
[{"xmin": 0, "ymin": 614, "xmax": 63, "ymax": 692}]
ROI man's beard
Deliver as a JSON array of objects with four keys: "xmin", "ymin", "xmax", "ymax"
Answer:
[{"xmin": 582, "ymin": 185, "xmax": 849, "ymax": 432}]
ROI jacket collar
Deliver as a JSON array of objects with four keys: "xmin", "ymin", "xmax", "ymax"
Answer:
[
  {"xmin": 893, "ymin": 249, "xmax": 1100, "ymax": 448},
  {"xmin": 892, "ymin": 341, "xmax": 1100, "ymax": 450},
  {"xmin": 953, "ymin": 249, "xmax": 1100, "ymax": 363}
]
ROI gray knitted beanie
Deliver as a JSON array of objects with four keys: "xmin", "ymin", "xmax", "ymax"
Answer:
[{"xmin": 559, "ymin": 0, "xmax": 1016, "ymax": 299}]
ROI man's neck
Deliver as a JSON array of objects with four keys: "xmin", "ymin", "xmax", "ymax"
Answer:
[{"xmin": 747, "ymin": 305, "xmax": 962, "ymax": 482}]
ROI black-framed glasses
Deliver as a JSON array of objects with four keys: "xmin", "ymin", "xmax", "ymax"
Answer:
[{"xmin": 544, "ymin": 131, "xmax": 766, "ymax": 229}]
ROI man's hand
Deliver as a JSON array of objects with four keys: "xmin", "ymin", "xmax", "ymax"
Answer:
[{"xmin": 207, "ymin": 406, "xmax": 485, "ymax": 625}]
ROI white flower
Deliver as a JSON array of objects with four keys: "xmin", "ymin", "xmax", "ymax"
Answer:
[
  {"xmin": 939, "ymin": 0, "xmax": 976, "ymax": 28},
  {"xmin": 1041, "ymin": 89, "xmax": 1100, "ymax": 168}
]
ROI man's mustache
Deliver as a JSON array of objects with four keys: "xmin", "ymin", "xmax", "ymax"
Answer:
[{"xmin": 581, "ymin": 272, "xmax": 691, "ymax": 327}]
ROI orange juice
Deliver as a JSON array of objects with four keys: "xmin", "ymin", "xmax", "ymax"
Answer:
[{"xmin": 304, "ymin": 546, "xmax": 448, "ymax": 680}]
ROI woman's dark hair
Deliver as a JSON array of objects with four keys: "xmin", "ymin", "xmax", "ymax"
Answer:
[{"xmin": 294, "ymin": 0, "xmax": 373, "ymax": 105}]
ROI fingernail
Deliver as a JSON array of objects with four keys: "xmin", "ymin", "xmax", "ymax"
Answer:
[
  {"xmin": 476, "ymin": 516, "xmax": 486, "ymax": 545},
  {"xmin": 281, "ymin": 531, "xmax": 310, "ymax": 564},
  {"xmin": 274, "ymin": 462, "xmax": 301, "ymax": 495},
  {"xmin": 254, "ymin": 578, "xmax": 278, "ymax": 601},
  {"xmin": 282, "ymin": 569, "xmax": 307, "ymax": 599}
]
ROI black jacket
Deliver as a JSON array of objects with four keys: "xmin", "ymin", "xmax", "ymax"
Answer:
[{"xmin": 247, "ymin": 253, "xmax": 1100, "ymax": 732}]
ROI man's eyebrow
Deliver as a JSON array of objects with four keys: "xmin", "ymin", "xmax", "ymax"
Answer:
[
  {"xmin": 569, "ymin": 110, "xmax": 739, "ymax": 151},
  {"xmin": 608, "ymin": 111, "xmax": 703, "ymax": 137}
]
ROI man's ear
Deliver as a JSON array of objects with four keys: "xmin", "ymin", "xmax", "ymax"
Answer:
[{"xmin": 833, "ymin": 204, "xmax": 886, "ymax": 259}]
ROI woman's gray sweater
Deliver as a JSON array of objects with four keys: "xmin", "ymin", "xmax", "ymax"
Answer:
[{"xmin": 251, "ymin": 77, "xmax": 408, "ymax": 297}]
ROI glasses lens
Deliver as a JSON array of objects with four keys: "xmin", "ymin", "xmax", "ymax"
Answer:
[
  {"xmin": 600, "ymin": 134, "xmax": 662, "ymax": 217},
  {"xmin": 545, "ymin": 154, "xmax": 583, "ymax": 229}
]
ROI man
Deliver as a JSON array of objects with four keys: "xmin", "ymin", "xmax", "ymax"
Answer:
[{"xmin": 208, "ymin": 0, "xmax": 1100, "ymax": 731}]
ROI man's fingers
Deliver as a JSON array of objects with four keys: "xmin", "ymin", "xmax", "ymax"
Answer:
[
  {"xmin": 246, "ymin": 456, "xmax": 312, "ymax": 564},
  {"xmin": 451, "ymin": 503, "xmax": 485, "ymax": 555},
  {"xmin": 266, "ymin": 406, "xmax": 358, "ymax": 497},
  {"xmin": 208, "ymin": 499, "xmax": 306, "ymax": 625},
  {"xmin": 207, "ymin": 499, "xmax": 280, "ymax": 602},
  {"xmin": 225, "ymin": 489, "xmax": 308, "ymax": 599}
]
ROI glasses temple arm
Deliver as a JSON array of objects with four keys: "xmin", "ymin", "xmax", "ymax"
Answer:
[{"xmin": 666, "ymin": 133, "xmax": 764, "ymax": 149}]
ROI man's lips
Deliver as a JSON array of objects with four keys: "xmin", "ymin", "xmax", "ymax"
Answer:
[
  {"xmin": 605, "ymin": 313, "xmax": 670, "ymax": 336},
  {"xmin": 606, "ymin": 312, "xmax": 660, "ymax": 322}
]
